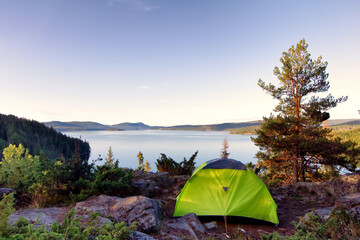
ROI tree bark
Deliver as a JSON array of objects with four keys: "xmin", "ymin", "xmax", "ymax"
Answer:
[{"xmin": 293, "ymin": 157, "xmax": 298, "ymax": 183}]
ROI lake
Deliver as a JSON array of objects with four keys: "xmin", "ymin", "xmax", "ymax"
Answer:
[{"xmin": 65, "ymin": 130, "xmax": 259, "ymax": 169}]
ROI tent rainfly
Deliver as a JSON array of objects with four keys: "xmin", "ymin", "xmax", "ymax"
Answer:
[{"xmin": 173, "ymin": 158, "xmax": 279, "ymax": 224}]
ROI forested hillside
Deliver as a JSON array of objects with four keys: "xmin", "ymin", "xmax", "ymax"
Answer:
[{"xmin": 0, "ymin": 114, "xmax": 90, "ymax": 160}]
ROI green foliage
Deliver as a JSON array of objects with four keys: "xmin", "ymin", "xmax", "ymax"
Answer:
[
  {"xmin": 246, "ymin": 162, "xmax": 261, "ymax": 175},
  {"xmin": 0, "ymin": 144, "xmax": 133, "ymax": 206},
  {"xmin": 0, "ymin": 144, "xmax": 41, "ymax": 195},
  {"xmin": 253, "ymin": 39, "xmax": 358, "ymax": 184},
  {"xmin": 0, "ymin": 113, "xmax": 90, "ymax": 161},
  {"xmin": 333, "ymin": 128, "xmax": 360, "ymax": 145},
  {"xmin": 156, "ymin": 151, "xmax": 198, "ymax": 175},
  {"xmin": 261, "ymin": 209, "xmax": 360, "ymax": 240},
  {"xmin": 0, "ymin": 193, "xmax": 15, "ymax": 237},
  {"xmin": 0, "ymin": 196, "xmax": 137, "ymax": 239},
  {"xmin": 90, "ymin": 160, "xmax": 133, "ymax": 196}
]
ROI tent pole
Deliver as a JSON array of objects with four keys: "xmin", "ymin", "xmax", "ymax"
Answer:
[{"xmin": 224, "ymin": 215, "xmax": 228, "ymax": 234}]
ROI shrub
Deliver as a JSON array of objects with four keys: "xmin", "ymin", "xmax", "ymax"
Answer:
[
  {"xmin": 0, "ymin": 144, "xmax": 133, "ymax": 206},
  {"xmin": 0, "ymin": 144, "xmax": 41, "ymax": 195},
  {"xmin": 261, "ymin": 209, "xmax": 360, "ymax": 240},
  {"xmin": 156, "ymin": 151, "xmax": 198, "ymax": 175}
]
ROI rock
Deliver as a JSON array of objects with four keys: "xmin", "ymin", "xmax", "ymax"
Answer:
[
  {"xmin": 303, "ymin": 207, "xmax": 333, "ymax": 222},
  {"xmin": 163, "ymin": 217, "xmax": 199, "ymax": 240},
  {"xmin": 130, "ymin": 231, "xmax": 156, "ymax": 240},
  {"xmin": 0, "ymin": 188, "xmax": 16, "ymax": 198},
  {"xmin": 184, "ymin": 213, "xmax": 205, "ymax": 234},
  {"xmin": 75, "ymin": 195, "xmax": 163, "ymax": 233},
  {"xmin": 273, "ymin": 195, "xmax": 285, "ymax": 203},
  {"xmin": 204, "ymin": 221, "xmax": 217, "ymax": 230},
  {"xmin": 347, "ymin": 206, "xmax": 360, "ymax": 220},
  {"xmin": 131, "ymin": 179, "xmax": 157, "ymax": 196},
  {"xmin": 9, "ymin": 207, "xmax": 71, "ymax": 229},
  {"xmin": 162, "ymin": 213, "xmax": 205, "ymax": 240},
  {"xmin": 336, "ymin": 192, "xmax": 360, "ymax": 209},
  {"xmin": 153, "ymin": 172, "xmax": 173, "ymax": 187},
  {"xmin": 238, "ymin": 227, "xmax": 246, "ymax": 233},
  {"xmin": 293, "ymin": 176, "xmax": 360, "ymax": 200}
]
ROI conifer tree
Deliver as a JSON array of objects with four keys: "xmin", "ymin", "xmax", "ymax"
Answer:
[
  {"xmin": 252, "ymin": 39, "xmax": 358, "ymax": 184},
  {"xmin": 220, "ymin": 138, "xmax": 230, "ymax": 159},
  {"xmin": 105, "ymin": 146, "xmax": 114, "ymax": 167},
  {"xmin": 144, "ymin": 160, "xmax": 151, "ymax": 172},
  {"xmin": 137, "ymin": 151, "xmax": 144, "ymax": 167}
]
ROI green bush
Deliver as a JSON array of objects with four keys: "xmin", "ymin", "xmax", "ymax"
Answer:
[
  {"xmin": 156, "ymin": 151, "xmax": 198, "ymax": 175},
  {"xmin": 0, "ymin": 144, "xmax": 133, "ymax": 206},
  {"xmin": 0, "ymin": 144, "xmax": 41, "ymax": 194}
]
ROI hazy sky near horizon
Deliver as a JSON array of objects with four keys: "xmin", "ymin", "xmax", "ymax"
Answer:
[{"xmin": 1, "ymin": 0, "xmax": 359, "ymax": 126}]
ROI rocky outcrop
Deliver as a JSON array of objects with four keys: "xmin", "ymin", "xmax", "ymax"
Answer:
[
  {"xmin": 131, "ymin": 171, "xmax": 175, "ymax": 197},
  {"xmin": 75, "ymin": 194, "xmax": 163, "ymax": 233},
  {"xmin": 9, "ymin": 207, "xmax": 72, "ymax": 229},
  {"xmin": 293, "ymin": 174, "xmax": 360, "ymax": 200}
]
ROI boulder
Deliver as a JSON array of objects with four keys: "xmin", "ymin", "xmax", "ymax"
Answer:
[
  {"xmin": 75, "ymin": 195, "xmax": 163, "ymax": 233},
  {"xmin": 163, "ymin": 217, "xmax": 198, "ymax": 239},
  {"xmin": 162, "ymin": 213, "xmax": 205, "ymax": 240},
  {"xmin": 183, "ymin": 213, "xmax": 205, "ymax": 234}
]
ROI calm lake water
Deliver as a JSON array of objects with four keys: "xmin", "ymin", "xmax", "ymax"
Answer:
[{"xmin": 65, "ymin": 130, "xmax": 258, "ymax": 170}]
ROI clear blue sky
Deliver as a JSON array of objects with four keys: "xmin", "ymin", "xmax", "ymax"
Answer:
[{"xmin": 1, "ymin": 0, "xmax": 359, "ymax": 126}]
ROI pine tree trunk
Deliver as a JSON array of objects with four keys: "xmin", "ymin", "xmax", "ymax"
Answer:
[
  {"xmin": 293, "ymin": 157, "xmax": 298, "ymax": 183},
  {"xmin": 299, "ymin": 157, "xmax": 305, "ymax": 182}
]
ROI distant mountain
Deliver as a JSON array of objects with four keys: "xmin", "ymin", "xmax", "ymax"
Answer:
[
  {"xmin": 159, "ymin": 121, "xmax": 260, "ymax": 131},
  {"xmin": 109, "ymin": 122, "xmax": 153, "ymax": 130},
  {"xmin": 328, "ymin": 119, "xmax": 360, "ymax": 126},
  {"xmin": 44, "ymin": 120, "xmax": 259, "ymax": 132},
  {"xmin": 44, "ymin": 121, "xmax": 114, "ymax": 131},
  {"xmin": 44, "ymin": 119, "xmax": 360, "ymax": 132}
]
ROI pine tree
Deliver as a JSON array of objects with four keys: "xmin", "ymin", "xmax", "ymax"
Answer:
[
  {"xmin": 252, "ymin": 39, "xmax": 358, "ymax": 184},
  {"xmin": 105, "ymin": 146, "xmax": 114, "ymax": 167},
  {"xmin": 144, "ymin": 160, "xmax": 151, "ymax": 172},
  {"xmin": 220, "ymin": 138, "xmax": 230, "ymax": 159},
  {"xmin": 137, "ymin": 151, "xmax": 144, "ymax": 167}
]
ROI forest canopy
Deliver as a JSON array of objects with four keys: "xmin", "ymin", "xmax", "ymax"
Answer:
[{"xmin": 0, "ymin": 114, "xmax": 90, "ymax": 161}]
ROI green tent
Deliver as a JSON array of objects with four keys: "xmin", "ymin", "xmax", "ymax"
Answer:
[{"xmin": 173, "ymin": 158, "xmax": 279, "ymax": 224}]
